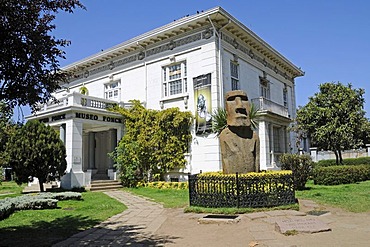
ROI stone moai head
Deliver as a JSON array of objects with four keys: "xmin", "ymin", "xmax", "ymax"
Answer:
[{"xmin": 225, "ymin": 90, "xmax": 251, "ymax": 127}]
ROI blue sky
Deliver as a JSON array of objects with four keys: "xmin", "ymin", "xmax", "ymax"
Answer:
[{"xmin": 18, "ymin": 0, "xmax": 370, "ymax": 119}]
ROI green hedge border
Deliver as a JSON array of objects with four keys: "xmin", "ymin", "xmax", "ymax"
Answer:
[{"xmin": 313, "ymin": 165, "xmax": 370, "ymax": 185}]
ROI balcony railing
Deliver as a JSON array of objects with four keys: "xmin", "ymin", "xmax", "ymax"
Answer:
[
  {"xmin": 39, "ymin": 92, "xmax": 130, "ymax": 113},
  {"xmin": 251, "ymin": 97, "xmax": 289, "ymax": 118}
]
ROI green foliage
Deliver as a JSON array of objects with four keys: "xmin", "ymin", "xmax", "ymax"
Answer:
[
  {"xmin": 315, "ymin": 156, "xmax": 370, "ymax": 167},
  {"xmin": 279, "ymin": 154, "xmax": 313, "ymax": 190},
  {"xmin": 193, "ymin": 171, "xmax": 295, "ymax": 208},
  {"xmin": 0, "ymin": 192, "xmax": 82, "ymax": 220},
  {"xmin": 296, "ymin": 82, "xmax": 369, "ymax": 165},
  {"xmin": 211, "ymin": 102, "xmax": 261, "ymax": 135},
  {"xmin": 138, "ymin": 181, "xmax": 189, "ymax": 190},
  {"xmin": 6, "ymin": 120, "xmax": 67, "ymax": 192},
  {"xmin": 0, "ymin": 102, "xmax": 18, "ymax": 182},
  {"xmin": 211, "ymin": 108, "xmax": 227, "ymax": 135},
  {"xmin": 0, "ymin": 0, "xmax": 85, "ymax": 109},
  {"xmin": 111, "ymin": 101, "xmax": 193, "ymax": 187},
  {"xmin": 79, "ymin": 85, "xmax": 89, "ymax": 95},
  {"xmin": 249, "ymin": 102, "xmax": 262, "ymax": 130},
  {"xmin": 312, "ymin": 165, "xmax": 370, "ymax": 185}
]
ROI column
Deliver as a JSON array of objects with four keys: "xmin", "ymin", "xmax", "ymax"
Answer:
[
  {"xmin": 88, "ymin": 132, "xmax": 95, "ymax": 169},
  {"xmin": 61, "ymin": 120, "xmax": 84, "ymax": 189},
  {"xmin": 60, "ymin": 124, "xmax": 66, "ymax": 144},
  {"xmin": 258, "ymin": 120, "xmax": 269, "ymax": 170},
  {"xmin": 310, "ymin": 147, "xmax": 318, "ymax": 162},
  {"xmin": 108, "ymin": 129, "xmax": 117, "ymax": 169}
]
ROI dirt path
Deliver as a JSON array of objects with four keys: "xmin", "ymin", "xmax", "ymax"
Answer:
[{"xmin": 156, "ymin": 199, "xmax": 370, "ymax": 247}]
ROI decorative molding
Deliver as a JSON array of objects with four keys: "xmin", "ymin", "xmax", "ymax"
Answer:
[
  {"xmin": 221, "ymin": 33, "xmax": 294, "ymax": 82},
  {"xmin": 68, "ymin": 29, "xmax": 213, "ymax": 83}
]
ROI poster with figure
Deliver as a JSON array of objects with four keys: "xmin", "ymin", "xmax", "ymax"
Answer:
[{"xmin": 193, "ymin": 73, "xmax": 212, "ymax": 134}]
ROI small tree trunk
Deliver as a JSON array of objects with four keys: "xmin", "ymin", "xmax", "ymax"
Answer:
[
  {"xmin": 334, "ymin": 150, "xmax": 339, "ymax": 165},
  {"xmin": 338, "ymin": 149, "xmax": 343, "ymax": 165},
  {"xmin": 38, "ymin": 179, "xmax": 45, "ymax": 192}
]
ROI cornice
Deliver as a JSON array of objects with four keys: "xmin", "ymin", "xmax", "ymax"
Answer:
[{"xmin": 63, "ymin": 6, "xmax": 304, "ymax": 81}]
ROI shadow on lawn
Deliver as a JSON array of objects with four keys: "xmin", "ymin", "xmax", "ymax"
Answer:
[
  {"xmin": 0, "ymin": 214, "xmax": 178, "ymax": 247},
  {"xmin": 0, "ymin": 214, "xmax": 98, "ymax": 246}
]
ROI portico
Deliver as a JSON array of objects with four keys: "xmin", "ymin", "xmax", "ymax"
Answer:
[{"xmin": 27, "ymin": 92, "xmax": 125, "ymax": 189}]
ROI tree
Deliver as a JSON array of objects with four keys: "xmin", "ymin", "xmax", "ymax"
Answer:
[
  {"xmin": 111, "ymin": 101, "xmax": 193, "ymax": 187},
  {"xmin": 6, "ymin": 120, "xmax": 67, "ymax": 191},
  {"xmin": 0, "ymin": 102, "xmax": 18, "ymax": 183},
  {"xmin": 0, "ymin": 0, "xmax": 84, "ymax": 110},
  {"xmin": 296, "ymin": 82, "xmax": 368, "ymax": 164}
]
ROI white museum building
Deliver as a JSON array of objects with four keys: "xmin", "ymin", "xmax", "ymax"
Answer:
[{"xmin": 28, "ymin": 7, "xmax": 304, "ymax": 189}]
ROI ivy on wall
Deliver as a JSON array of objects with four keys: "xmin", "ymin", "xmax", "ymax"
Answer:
[{"xmin": 110, "ymin": 101, "xmax": 193, "ymax": 187}]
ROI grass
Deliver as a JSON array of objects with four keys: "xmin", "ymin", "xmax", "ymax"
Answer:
[
  {"xmin": 0, "ymin": 181, "xmax": 25, "ymax": 199},
  {"xmin": 127, "ymin": 180, "xmax": 370, "ymax": 214},
  {"xmin": 124, "ymin": 187, "xmax": 189, "ymax": 208},
  {"xmin": 296, "ymin": 180, "xmax": 370, "ymax": 213},
  {"xmin": 125, "ymin": 187, "xmax": 299, "ymax": 213},
  {"xmin": 184, "ymin": 204, "xmax": 299, "ymax": 214},
  {"xmin": 0, "ymin": 187, "xmax": 126, "ymax": 246}
]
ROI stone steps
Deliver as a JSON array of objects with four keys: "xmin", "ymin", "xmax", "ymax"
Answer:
[{"xmin": 90, "ymin": 180, "xmax": 123, "ymax": 191}]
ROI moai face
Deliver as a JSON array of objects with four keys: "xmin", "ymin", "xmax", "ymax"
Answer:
[{"xmin": 225, "ymin": 90, "xmax": 251, "ymax": 127}]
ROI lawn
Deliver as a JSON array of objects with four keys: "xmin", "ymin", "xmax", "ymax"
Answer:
[
  {"xmin": 0, "ymin": 183, "xmax": 127, "ymax": 246},
  {"xmin": 296, "ymin": 180, "xmax": 370, "ymax": 213},
  {"xmin": 127, "ymin": 180, "xmax": 370, "ymax": 214},
  {"xmin": 124, "ymin": 187, "xmax": 189, "ymax": 208},
  {"xmin": 0, "ymin": 181, "xmax": 25, "ymax": 199},
  {"xmin": 124, "ymin": 187, "xmax": 299, "ymax": 214}
]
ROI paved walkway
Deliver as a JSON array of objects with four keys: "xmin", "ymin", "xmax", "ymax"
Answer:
[
  {"xmin": 53, "ymin": 190, "xmax": 370, "ymax": 247},
  {"xmin": 53, "ymin": 190, "xmax": 169, "ymax": 246}
]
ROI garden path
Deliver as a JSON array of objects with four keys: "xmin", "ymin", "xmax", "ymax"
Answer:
[{"xmin": 53, "ymin": 190, "xmax": 370, "ymax": 247}]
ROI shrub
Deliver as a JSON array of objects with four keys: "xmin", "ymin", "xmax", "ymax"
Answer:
[
  {"xmin": 279, "ymin": 154, "xmax": 313, "ymax": 190},
  {"xmin": 189, "ymin": 171, "xmax": 295, "ymax": 208},
  {"xmin": 316, "ymin": 156, "xmax": 370, "ymax": 167},
  {"xmin": 0, "ymin": 200, "xmax": 15, "ymax": 220},
  {"xmin": 312, "ymin": 165, "xmax": 370, "ymax": 185},
  {"xmin": 138, "ymin": 181, "xmax": 188, "ymax": 190},
  {"xmin": 0, "ymin": 192, "xmax": 83, "ymax": 220},
  {"xmin": 11, "ymin": 197, "xmax": 58, "ymax": 210},
  {"xmin": 37, "ymin": 192, "xmax": 82, "ymax": 201}
]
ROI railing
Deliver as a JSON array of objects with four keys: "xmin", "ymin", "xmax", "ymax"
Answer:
[
  {"xmin": 39, "ymin": 92, "xmax": 131, "ymax": 113},
  {"xmin": 251, "ymin": 97, "xmax": 289, "ymax": 118},
  {"xmin": 188, "ymin": 172, "xmax": 296, "ymax": 208}
]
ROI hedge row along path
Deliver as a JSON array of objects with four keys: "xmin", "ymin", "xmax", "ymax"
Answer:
[{"xmin": 54, "ymin": 190, "xmax": 370, "ymax": 247}]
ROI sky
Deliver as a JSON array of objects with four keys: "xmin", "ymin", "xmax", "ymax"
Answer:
[{"xmin": 16, "ymin": 0, "xmax": 370, "ymax": 119}]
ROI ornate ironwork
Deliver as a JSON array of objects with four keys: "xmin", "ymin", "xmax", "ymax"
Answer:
[{"xmin": 188, "ymin": 173, "xmax": 296, "ymax": 208}]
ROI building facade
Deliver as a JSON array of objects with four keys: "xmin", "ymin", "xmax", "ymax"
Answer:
[{"xmin": 28, "ymin": 7, "xmax": 304, "ymax": 189}]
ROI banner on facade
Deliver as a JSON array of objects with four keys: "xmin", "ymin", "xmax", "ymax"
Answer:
[{"xmin": 193, "ymin": 73, "xmax": 212, "ymax": 134}]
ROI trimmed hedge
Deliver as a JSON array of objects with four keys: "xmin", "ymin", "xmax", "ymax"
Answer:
[
  {"xmin": 315, "ymin": 157, "xmax": 370, "ymax": 167},
  {"xmin": 138, "ymin": 182, "xmax": 188, "ymax": 190},
  {"xmin": 189, "ymin": 171, "xmax": 296, "ymax": 208},
  {"xmin": 0, "ymin": 192, "xmax": 82, "ymax": 220},
  {"xmin": 198, "ymin": 170, "xmax": 293, "ymax": 179},
  {"xmin": 313, "ymin": 165, "xmax": 370, "ymax": 185},
  {"xmin": 279, "ymin": 154, "xmax": 313, "ymax": 190}
]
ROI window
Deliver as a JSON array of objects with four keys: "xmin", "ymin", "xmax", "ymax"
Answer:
[
  {"xmin": 163, "ymin": 61, "xmax": 187, "ymax": 97},
  {"xmin": 230, "ymin": 61, "xmax": 239, "ymax": 90},
  {"xmin": 283, "ymin": 87, "xmax": 288, "ymax": 107},
  {"xmin": 273, "ymin": 126, "xmax": 282, "ymax": 153},
  {"xmin": 105, "ymin": 81, "xmax": 120, "ymax": 101},
  {"xmin": 260, "ymin": 77, "xmax": 270, "ymax": 99}
]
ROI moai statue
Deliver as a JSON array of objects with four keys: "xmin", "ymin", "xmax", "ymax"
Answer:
[{"xmin": 219, "ymin": 90, "xmax": 260, "ymax": 174}]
